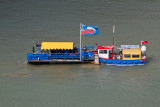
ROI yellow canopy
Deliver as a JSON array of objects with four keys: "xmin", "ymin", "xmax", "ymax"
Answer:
[{"xmin": 41, "ymin": 42, "xmax": 73, "ymax": 50}]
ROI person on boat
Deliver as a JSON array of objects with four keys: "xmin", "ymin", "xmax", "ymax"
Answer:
[
  {"xmin": 74, "ymin": 46, "xmax": 78, "ymax": 53},
  {"xmin": 62, "ymin": 49, "xmax": 65, "ymax": 53},
  {"xmin": 95, "ymin": 43, "xmax": 98, "ymax": 51},
  {"xmin": 32, "ymin": 46, "xmax": 34, "ymax": 53},
  {"xmin": 83, "ymin": 46, "xmax": 88, "ymax": 59},
  {"xmin": 58, "ymin": 49, "xmax": 62, "ymax": 53},
  {"xmin": 83, "ymin": 46, "xmax": 87, "ymax": 52},
  {"xmin": 119, "ymin": 50, "xmax": 122, "ymax": 59}
]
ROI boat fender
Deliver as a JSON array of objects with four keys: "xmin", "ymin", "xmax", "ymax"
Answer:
[{"xmin": 38, "ymin": 57, "xmax": 40, "ymax": 61}]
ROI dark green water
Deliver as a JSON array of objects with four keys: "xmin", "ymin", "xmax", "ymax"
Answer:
[{"xmin": 0, "ymin": 0, "xmax": 160, "ymax": 107}]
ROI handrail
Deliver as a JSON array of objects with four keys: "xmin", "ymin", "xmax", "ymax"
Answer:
[{"xmin": 27, "ymin": 52, "xmax": 94, "ymax": 62}]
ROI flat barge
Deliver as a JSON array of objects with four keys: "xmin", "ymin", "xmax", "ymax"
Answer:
[{"xmin": 27, "ymin": 42, "xmax": 95, "ymax": 63}]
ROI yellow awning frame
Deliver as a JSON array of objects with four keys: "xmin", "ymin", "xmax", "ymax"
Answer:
[{"xmin": 41, "ymin": 42, "xmax": 74, "ymax": 50}]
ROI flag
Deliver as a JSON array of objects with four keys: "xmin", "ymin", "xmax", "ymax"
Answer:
[
  {"xmin": 81, "ymin": 24, "xmax": 99, "ymax": 35},
  {"xmin": 141, "ymin": 40, "xmax": 148, "ymax": 44}
]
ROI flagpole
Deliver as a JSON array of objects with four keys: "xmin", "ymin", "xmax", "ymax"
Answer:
[
  {"xmin": 112, "ymin": 25, "xmax": 115, "ymax": 59},
  {"xmin": 80, "ymin": 23, "xmax": 82, "ymax": 61}
]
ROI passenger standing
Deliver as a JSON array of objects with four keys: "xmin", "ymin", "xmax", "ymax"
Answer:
[{"xmin": 95, "ymin": 43, "xmax": 98, "ymax": 51}]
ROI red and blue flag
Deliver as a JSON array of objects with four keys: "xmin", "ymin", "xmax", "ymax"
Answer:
[{"xmin": 81, "ymin": 24, "xmax": 99, "ymax": 35}]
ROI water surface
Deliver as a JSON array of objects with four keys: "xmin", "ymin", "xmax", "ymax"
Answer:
[{"xmin": 0, "ymin": 0, "xmax": 160, "ymax": 107}]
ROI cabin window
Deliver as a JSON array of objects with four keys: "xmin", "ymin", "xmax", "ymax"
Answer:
[
  {"xmin": 99, "ymin": 50, "xmax": 107, "ymax": 54},
  {"xmin": 132, "ymin": 54, "xmax": 140, "ymax": 58},
  {"xmin": 124, "ymin": 54, "xmax": 131, "ymax": 58}
]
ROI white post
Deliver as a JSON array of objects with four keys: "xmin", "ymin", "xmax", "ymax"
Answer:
[{"xmin": 80, "ymin": 23, "xmax": 82, "ymax": 61}]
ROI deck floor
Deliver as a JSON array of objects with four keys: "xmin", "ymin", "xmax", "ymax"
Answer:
[{"xmin": 27, "ymin": 59, "xmax": 90, "ymax": 63}]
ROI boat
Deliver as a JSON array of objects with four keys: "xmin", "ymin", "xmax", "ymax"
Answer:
[
  {"xmin": 27, "ymin": 24, "xmax": 148, "ymax": 65},
  {"xmin": 27, "ymin": 23, "xmax": 99, "ymax": 64},
  {"xmin": 27, "ymin": 42, "xmax": 95, "ymax": 63},
  {"xmin": 97, "ymin": 26, "xmax": 148, "ymax": 65}
]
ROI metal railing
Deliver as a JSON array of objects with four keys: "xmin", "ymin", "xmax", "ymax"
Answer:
[{"xmin": 27, "ymin": 52, "xmax": 94, "ymax": 63}]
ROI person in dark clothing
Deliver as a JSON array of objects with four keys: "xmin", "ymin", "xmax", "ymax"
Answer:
[{"xmin": 74, "ymin": 47, "xmax": 78, "ymax": 53}]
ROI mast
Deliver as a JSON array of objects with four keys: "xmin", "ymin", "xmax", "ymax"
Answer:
[
  {"xmin": 113, "ymin": 25, "xmax": 115, "ymax": 47},
  {"xmin": 80, "ymin": 23, "xmax": 82, "ymax": 61},
  {"xmin": 112, "ymin": 25, "xmax": 115, "ymax": 59}
]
